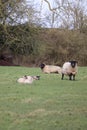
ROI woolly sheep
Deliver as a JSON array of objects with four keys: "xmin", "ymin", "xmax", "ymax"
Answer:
[
  {"xmin": 40, "ymin": 63, "xmax": 62, "ymax": 74},
  {"xmin": 61, "ymin": 61, "xmax": 78, "ymax": 80},
  {"xmin": 17, "ymin": 75, "xmax": 40, "ymax": 84}
]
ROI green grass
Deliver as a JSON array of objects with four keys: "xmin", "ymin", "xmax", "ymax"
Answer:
[{"xmin": 0, "ymin": 66, "xmax": 87, "ymax": 130}]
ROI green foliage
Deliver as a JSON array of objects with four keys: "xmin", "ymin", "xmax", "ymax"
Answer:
[
  {"xmin": 8, "ymin": 25, "xmax": 39, "ymax": 55},
  {"xmin": 0, "ymin": 0, "xmax": 87, "ymax": 66},
  {"xmin": 0, "ymin": 24, "xmax": 40, "ymax": 55},
  {"xmin": 0, "ymin": 0, "xmax": 40, "ymax": 56},
  {"xmin": 0, "ymin": 66, "xmax": 87, "ymax": 130},
  {"xmin": 0, "ymin": 24, "xmax": 87, "ymax": 66}
]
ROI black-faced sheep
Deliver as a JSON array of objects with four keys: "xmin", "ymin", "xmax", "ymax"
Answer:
[
  {"xmin": 40, "ymin": 63, "xmax": 62, "ymax": 74},
  {"xmin": 17, "ymin": 75, "xmax": 40, "ymax": 84},
  {"xmin": 61, "ymin": 61, "xmax": 78, "ymax": 80}
]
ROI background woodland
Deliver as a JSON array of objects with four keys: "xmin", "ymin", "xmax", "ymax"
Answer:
[{"xmin": 0, "ymin": 0, "xmax": 87, "ymax": 66}]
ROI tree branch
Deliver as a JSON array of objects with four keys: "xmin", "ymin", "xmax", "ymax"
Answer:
[{"xmin": 43, "ymin": 0, "xmax": 60, "ymax": 12}]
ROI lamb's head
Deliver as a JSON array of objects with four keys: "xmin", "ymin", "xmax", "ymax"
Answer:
[
  {"xmin": 23, "ymin": 75, "xmax": 28, "ymax": 79},
  {"xmin": 40, "ymin": 63, "xmax": 45, "ymax": 69},
  {"xmin": 69, "ymin": 61, "xmax": 78, "ymax": 68},
  {"xmin": 32, "ymin": 76, "xmax": 40, "ymax": 80}
]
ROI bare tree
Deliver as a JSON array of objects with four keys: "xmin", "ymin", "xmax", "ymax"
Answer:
[{"xmin": 40, "ymin": 0, "xmax": 87, "ymax": 29}]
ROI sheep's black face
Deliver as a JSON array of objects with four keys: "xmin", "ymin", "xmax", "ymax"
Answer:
[
  {"xmin": 70, "ymin": 61, "xmax": 77, "ymax": 68},
  {"xmin": 40, "ymin": 63, "xmax": 45, "ymax": 69}
]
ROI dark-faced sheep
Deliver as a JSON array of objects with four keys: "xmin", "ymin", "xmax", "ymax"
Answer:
[
  {"xmin": 61, "ymin": 61, "xmax": 78, "ymax": 80},
  {"xmin": 40, "ymin": 63, "xmax": 62, "ymax": 74}
]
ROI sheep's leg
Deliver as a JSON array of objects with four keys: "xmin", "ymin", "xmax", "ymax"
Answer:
[
  {"xmin": 61, "ymin": 73, "xmax": 64, "ymax": 80},
  {"xmin": 73, "ymin": 75, "xmax": 75, "ymax": 80},
  {"xmin": 69, "ymin": 75, "xmax": 72, "ymax": 80},
  {"xmin": 69, "ymin": 73, "xmax": 72, "ymax": 80}
]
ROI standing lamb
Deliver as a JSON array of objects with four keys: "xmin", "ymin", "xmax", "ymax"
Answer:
[
  {"xmin": 17, "ymin": 75, "xmax": 40, "ymax": 84},
  {"xmin": 40, "ymin": 63, "xmax": 62, "ymax": 74},
  {"xmin": 61, "ymin": 61, "xmax": 78, "ymax": 80}
]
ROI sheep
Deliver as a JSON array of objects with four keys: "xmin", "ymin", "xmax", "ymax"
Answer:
[
  {"xmin": 17, "ymin": 75, "xmax": 40, "ymax": 84},
  {"xmin": 40, "ymin": 63, "xmax": 62, "ymax": 74},
  {"xmin": 61, "ymin": 60, "xmax": 78, "ymax": 80}
]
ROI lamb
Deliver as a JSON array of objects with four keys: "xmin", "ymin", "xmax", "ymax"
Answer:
[
  {"xmin": 61, "ymin": 60, "xmax": 78, "ymax": 80},
  {"xmin": 40, "ymin": 63, "xmax": 62, "ymax": 74},
  {"xmin": 17, "ymin": 75, "xmax": 40, "ymax": 84}
]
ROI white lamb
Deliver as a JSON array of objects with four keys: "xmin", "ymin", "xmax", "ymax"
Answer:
[
  {"xmin": 61, "ymin": 61, "xmax": 78, "ymax": 80},
  {"xmin": 40, "ymin": 63, "xmax": 62, "ymax": 74},
  {"xmin": 17, "ymin": 75, "xmax": 40, "ymax": 84}
]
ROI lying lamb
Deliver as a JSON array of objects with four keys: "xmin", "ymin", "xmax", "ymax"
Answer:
[
  {"xmin": 61, "ymin": 60, "xmax": 78, "ymax": 80},
  {"xmin": 17, "ymin": 75, "xmax": 40, "ymax": 84},
  {"xmin": 40, "ymin": 63, "xmax": 62, "ymax": 74}
]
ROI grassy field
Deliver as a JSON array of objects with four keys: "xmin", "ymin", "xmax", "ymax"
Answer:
[{"xmin": 0, "ymin": 66, "xmax": 87, "ymax": 130}]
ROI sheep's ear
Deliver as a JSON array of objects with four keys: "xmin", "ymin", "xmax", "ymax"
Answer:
[
  {"xmin": 74, "ymin": 60, "xmax": 78, "ymax": 63},
  {"xmin": 69, "ymin": 60, "xmax": 78, "ymax": 64},
  {"xmin": 39, "ymin": 63, "xmax": 45, "ymax": 66}
]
